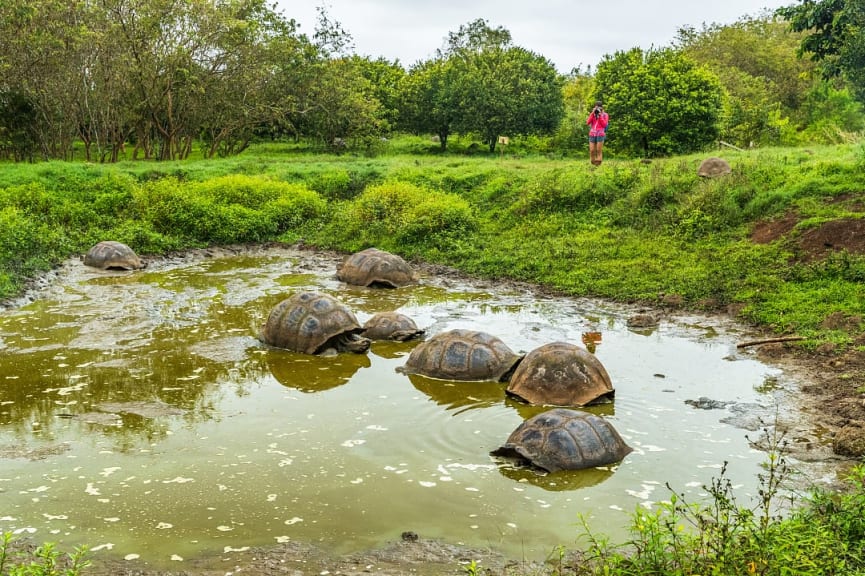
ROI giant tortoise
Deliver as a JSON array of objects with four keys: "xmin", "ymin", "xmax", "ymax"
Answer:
[
  {"xmin": 336, "ymin": 248, "xmax": 418, "ymax": 288},
  {"xmin": 396, "ymin": 329, "xmax": 522, "ymax": 382},
  {"xmin": 506, "ymin": 341, "xmax": 614, "ymax": 407},
  {"xmin": 361, "ymin": 311, "xmax": 425, "ymax": 341},
  {"xmin": 491, "ymin": 408, "xmax": 632, "ymax": 472},
  {"xmin": 259, "ymin": 292, "xmax": 370, "ymax": 355},
  {"xmin": 83, "ymin": 241, "xmax": 144, "ymax": 270},
  {"xmin": 697, "ymin": 157, "xmax": 732, "ymax": 178}
]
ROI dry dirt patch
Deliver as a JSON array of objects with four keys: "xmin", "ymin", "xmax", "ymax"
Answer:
[{"xmin": 751, "ymin": 214, "xmax": 865, "ymax": 260}]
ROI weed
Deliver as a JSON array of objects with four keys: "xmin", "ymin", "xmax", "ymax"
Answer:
[
  {"xmin": 570, "ymin": 424, "xmax": 862, "ymax": 576},
  {"xmin": 0, "ymin": 532, "xmax": 91, "ymax": 576}
]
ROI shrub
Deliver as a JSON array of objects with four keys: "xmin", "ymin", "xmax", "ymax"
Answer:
[
  {"xmin": 0, "ymin": 532, "xmax": 90, "ymax": 576},
  {"xmin": 0, "ymin": 206, "xmax": 68, "ymax": 275},
  {"xmin": 134, "ymin": 175, "xmax": 326, "ymax": 245},
  {"xmin": 334, "ymin": 181, "xmax": 478, "ymax": 250}
]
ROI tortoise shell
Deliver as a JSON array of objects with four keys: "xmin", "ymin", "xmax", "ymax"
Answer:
[
  {"xmin": 697, "ymin": 157, "xmax": 732, "ymax": 178},
  {"xmin": 259, "ymin": 292, "xmax": 368, "ymax": 355},
  {"xmin": 491, "ymin": 408, "xmax": 632, "ymax": 472},
  {"xmin": 83, "ymin": 241, "xmax": 144, "ymax": 270},
  {"xmin": 336, "ymin": 248, "xmax": 418, "ymax": 288},
  {"xmin": 506, "ymin": 342, "xmax": 614, "ymax": 407},
  {"xmin": 362, "ymin": 312, "xmax": 425, "ymax": 341},
  {"xmin": 396, "ymin": 328, "xmax": 522, "ymax": 382}
]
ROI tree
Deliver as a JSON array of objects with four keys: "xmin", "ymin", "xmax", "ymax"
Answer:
[
  {"xmin": 349, "ymin": 56, "xmax": 405, "ymax": 131},
  {"xmin": 439, "ymin": 18, "xmax": 513, "ymax": 57},
  {"xmin": 778, "ymin": 0, "xmax": 865, "ymax": 103},
  {"xmin": 677, "ymin": 14, "xmax": 814, "ymax": 146},
  {"xmin": 424, "ymin": 19, "xmax": 563, "ymax": 152},
  {"xmin": 553, "ymin": 67, "xmax": 596, "ymax": 153},
  {"xmin": 295, "ymin": 58, "xmax": 387, "ymax": 150},
  {"xmin": 594, "ymin": 48, "xmax": 723, "ymax": 157},
  {"xmin": 0, "ymin": 0, "xmax": 90, "ymax": 160},
  {"xmin": 453, "ymin": 46, "xmax": 564, "ymax": 152},
  {"xmin": 397, "ymin": 59, "xmax": 458, "ymax": 150}
]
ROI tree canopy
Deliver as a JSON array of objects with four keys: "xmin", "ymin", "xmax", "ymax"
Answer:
[
  {"xmin": 594, "ymin": 48, "xmax": 724, "ymax": 157},
  {"xmin": 778, "ymin": 0, "xmax": 865, "ymax": 103},
  {"xmin": 0, "ymin": 3, "xmax": 862, "ymax": 162}
]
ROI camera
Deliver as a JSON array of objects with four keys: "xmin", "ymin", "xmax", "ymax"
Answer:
[{"xmin": 593, "ymin": 107, "xmax": 600, "ymax": 117}]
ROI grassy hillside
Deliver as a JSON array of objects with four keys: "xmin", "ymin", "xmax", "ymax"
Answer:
[{"xmin": 1, "ymin": 143, "xmax": 862, "ymax": 349}]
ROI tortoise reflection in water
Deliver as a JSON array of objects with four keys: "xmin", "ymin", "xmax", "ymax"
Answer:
[
  {"xmin": 492, "ymin": 408, "xmax": 632, "ymax": 473},
  {"xmin": 396, "ymin": 329, "xmax": 523, "ymax": 382},
  {"xmin": 362, "ymin": 311, "xmax": 425, "ymax": 342},
  {"xmin": 506, "ymin": 341, "xmax": 614, "ymax": 407},
  {"xmin": 83, "ymin": 241, "xmax": 145, "ymax": 270},
  {"xmin": 336, "ymin": 248, "xmax": 418, "ymax": 288},
  {"xmin": 259, "ymin": 291, "xmax": 370, "ymax": 355}
]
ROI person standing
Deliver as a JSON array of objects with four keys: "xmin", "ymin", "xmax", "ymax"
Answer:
[{"xmin": 586, "ymin": 100, "xmax": 608, "ymax": 166}]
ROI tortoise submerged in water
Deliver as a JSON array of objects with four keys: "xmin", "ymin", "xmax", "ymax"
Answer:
[
  {"xmin": 361, "ymin": 312, "xmax": 425, "ymax": 341},
  {"xmin": 259, "ymin": 291, "xmax": 370, "ymax": 355},
  {"xmin": 506, "ymin": 341, "xmax": 614, "ymax": 407},
  {"xmin": 396, "ymin": 328, "xmax": 522, "ymax": 382},
  {"xmin": 491, "ymin": 408, "xmax": 632, "ymax": 472},
  {"xmin": 83, "ymin": 241, "xmax": 144, "ymax": 270},
  {"xmin": 336, "ymin": 248, "xmax": 418, "ymax": 288}
]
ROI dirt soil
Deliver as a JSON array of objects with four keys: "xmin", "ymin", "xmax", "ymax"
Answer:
[
  {"xmin": 748, "ymin": 213, "xmax": 865, "ymax": 461},
  {"xmin": 4, "ymin": 213, "xmax": 865, "ymax": 575}
]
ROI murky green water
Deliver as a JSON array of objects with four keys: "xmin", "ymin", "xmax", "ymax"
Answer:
[{"xmin": 0, "ymin": 247, "xmax": 793, "ymax": 567}]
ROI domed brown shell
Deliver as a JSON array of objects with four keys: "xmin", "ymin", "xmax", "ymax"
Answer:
[
  {"xmin": 361, "ymin": 312, "xmax": 425, "ymax": 341},
  {"xmin": 396, "ymin": 329, "xmax": 522, "ymax": 382},
  {"xmin": 697, "ymin": 157, "xmax": 732, "ymax": 177},
  {"xmin": 336, "ymin": 248, "xmax": 418, "ymax": 288},
  {"xmin": 83, "ymin": 241, "xmax": 144, "ymax": 270},
  {"xmin": 259, "ymin": 292, "xmax": 368, "ymax": 355},
  {"xmin": 491, "ymin": 408, "xmax": 632, "ymax": 472},
  {"xmin": 506, "ymin": 342, "xmax": 614, "ymax": 407}
]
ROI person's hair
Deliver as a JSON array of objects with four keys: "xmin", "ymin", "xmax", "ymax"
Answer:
[{"xmin": 594, "ymin": 100, "xmax": 603, "ymax": 107}]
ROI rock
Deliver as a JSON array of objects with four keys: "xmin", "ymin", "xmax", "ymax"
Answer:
[
  {"xmin": 833, "ymin": 424, "xmax": 865, "ymax": 457},
  {"xmin": 627, "ymin": 313, "xmax": 660, "ymax": 328},
  {"xmin": 685, "ymin": 397, "xmax": 731, "ymax": 410}
]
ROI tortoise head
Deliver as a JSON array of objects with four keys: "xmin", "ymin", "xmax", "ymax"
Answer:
[{"xmin": 328, "ymin": 332, "xmax": 371, "ymax": 354}]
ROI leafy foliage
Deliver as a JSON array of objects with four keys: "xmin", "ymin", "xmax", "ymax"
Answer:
[
  {"xmin": 594, "ymin": 48, "xmax": 724, "ymax": 157},
  {"xmin": 325, "ymin": 181, "xmax": 477, "ymax": 253},
  {"xmin": 0, "ymin": 532, "xmax": 90, "ymax": 576},
  {"xmin": 572, "ymin": 431, "xmax": 865, "ymax": 576},
  {"xmin": 778, "ymin": 0, "xmax": 865, "ymax": 104},
  {"xmin": 400, "ymin": 19, "xmax": 563, "ymax": 153},
  {"xmin": 133, "ymin": 175, "xmax": 326, "ymax": 244}
]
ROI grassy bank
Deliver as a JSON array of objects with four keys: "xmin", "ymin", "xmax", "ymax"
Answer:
[
  {"xmin": 1, "ymin": 142, "xmax": 864, "ymax": 574},
  {"xmin": 1, "ymin": 143, "xmax": 862, "ymax": 348}
]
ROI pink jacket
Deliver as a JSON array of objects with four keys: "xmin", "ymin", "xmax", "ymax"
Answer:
[{"xmin": 586, "ymin": 111, "xmax": 609, "ymax": 137}]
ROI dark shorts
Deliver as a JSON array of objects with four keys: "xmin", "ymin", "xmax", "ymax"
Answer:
[{"xmin": 589, "ymin": 135, "xmax": 606, "ymax": 143}]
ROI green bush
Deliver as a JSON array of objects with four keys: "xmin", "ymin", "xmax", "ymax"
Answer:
[
  {"xmin": 335, "ymin": 181, "xmax": 477, "ymax": 251},
  {"xmin": 308, "ymin": 169, "xmax": 353, "ymax": 200},
  {"xmin": 572, "ymin": 435, "xmax": 865, "ymax": 576},
  {"xmin": 0, "ymin": 532, "xmax": 90, "ymax": 576},
  {"xmin": 134, "ymin": 175, "xmax": 326, "ymax": 245},
  {"xmin": 0, "ymin": 206, "xmax": 68, "ymax": 276}
]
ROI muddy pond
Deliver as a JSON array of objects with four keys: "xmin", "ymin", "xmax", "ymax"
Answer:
[{"xmin": 0, "ymin": 246, "xmax": 816, "ymax": 569}]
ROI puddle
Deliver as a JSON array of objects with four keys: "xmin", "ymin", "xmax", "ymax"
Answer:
[{"xmin": 0, "ymin": 246, "xmax": 809, "ymax": 568}]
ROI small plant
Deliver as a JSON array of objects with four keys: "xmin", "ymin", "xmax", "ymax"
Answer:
[
  {"xmin": 462, "ymin": 558, "xmax": 481, "ymax": 575},
  {"xmin": 0, "ymin": 532, "xmax": 91, "ymax": 576}
]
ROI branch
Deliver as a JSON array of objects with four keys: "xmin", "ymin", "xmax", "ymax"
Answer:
[{"xmin": 736, "ymin": 336, "xmax": 805, "ymax": 349}]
